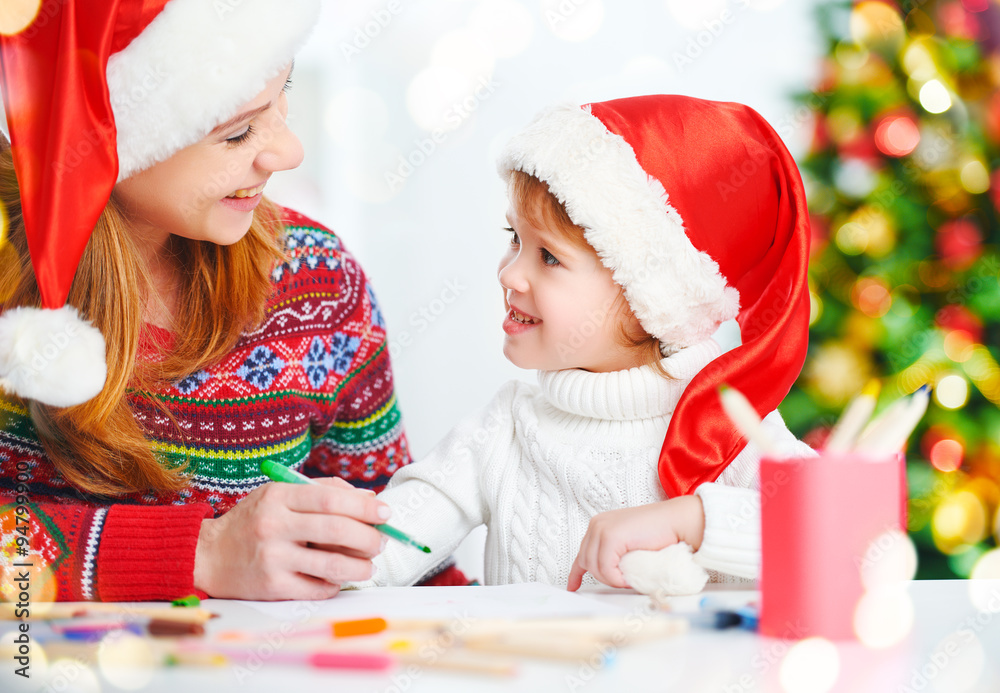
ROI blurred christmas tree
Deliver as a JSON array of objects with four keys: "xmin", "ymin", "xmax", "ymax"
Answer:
[{"xmin": 780, "ymin": 0, "xmax": 1000, "ymax": 579}]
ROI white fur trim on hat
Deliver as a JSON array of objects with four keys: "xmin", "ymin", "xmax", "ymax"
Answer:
[
  {"xmin": 108, "ymin": 0, "xmax": 320, "ymax": 181},
  {"xmin": 0, "ymin": 306, "xmax": 107, "ymax": 407},
  {"xmin": 498, "ymin": 103, "xmax": 740, "ymax": 350}
]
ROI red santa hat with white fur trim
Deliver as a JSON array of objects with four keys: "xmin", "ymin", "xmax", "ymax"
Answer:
[
  {"xmin": 0, "ymin": 0, "xmax": 319, "ymax": 407},
  {"xmin": 498, "ymin": 96, "xmax": 811, "ymax": 497}
]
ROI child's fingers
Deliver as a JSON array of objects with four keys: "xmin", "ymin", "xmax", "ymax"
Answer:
[
  {"xmin": 567, "ymin": 556, "xmax": 586, "ymax": 591},
  {"xmin": 597, "ymin": 544, "xmax": 629, "ymax": 589}
]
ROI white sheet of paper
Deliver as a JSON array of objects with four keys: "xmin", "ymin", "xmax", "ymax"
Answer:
[{"xmin": 234, "ymin": 583, "xmax": 630, "ymax": 622}]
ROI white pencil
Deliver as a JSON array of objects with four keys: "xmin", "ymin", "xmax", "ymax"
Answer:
[
  {"xmin": 718, "ymin": 384, "xmax": 779, "ymax": 456},
  {"xmin": 854, "ymin": 384, "xmax": 930, "ymax": 456},
  {"xmin": 825, "ymin": 379, "xmax": 881, "ymax": 453}
]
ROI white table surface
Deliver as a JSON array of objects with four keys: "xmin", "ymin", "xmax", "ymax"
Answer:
[{"xmin": 4, "ymin": 579, "xmax": 999, "ymax": 693}]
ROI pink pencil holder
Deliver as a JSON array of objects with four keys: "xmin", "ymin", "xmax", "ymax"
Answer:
[{"xmin": 759, "ymin": 451, "xmax": 906, "ymax": 641}]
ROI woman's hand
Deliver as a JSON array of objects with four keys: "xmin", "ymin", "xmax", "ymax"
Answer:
[
  {"xmin": 567, "ymin": 495, "xmax": 706, "ymax": 591},
  {"xmin": 193, "ymin": 477, "xmax": 390, "ymax": 600}
]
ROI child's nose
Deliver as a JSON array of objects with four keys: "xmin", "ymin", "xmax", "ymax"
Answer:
[{"xmin": 497, "ymin": 252, "xmax": 529, "ymax": 293}]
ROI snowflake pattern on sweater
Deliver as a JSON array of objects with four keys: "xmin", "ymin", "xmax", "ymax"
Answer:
[{"xmin": 0, "ymin": 208, "xmax": 414, "ymax": 602}]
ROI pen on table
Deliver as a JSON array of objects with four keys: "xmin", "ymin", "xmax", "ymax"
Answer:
[
  {"xmin": 854, "ymin": 384, "xmax": 930, "ymax": 456},
  {"xmin": 259, "ymin": 460, "xmax": 432, "ymax": 553},
  {"xmin": 697, "ymin": 597, "xmax": 759, "ymax": 631},
  {"xmin": 718, "ymin": 384, "xmax": 779, "ymax": 456},
  {"xmin": 824, "ymin": 379, "xmax": 880, "ymax": 453}
]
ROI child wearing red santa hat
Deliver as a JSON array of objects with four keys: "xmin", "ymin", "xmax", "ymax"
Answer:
[
  {"xmin": 360, "ymin": 95, "xmax": 816, "ymax": 593},
  {"xmin": 0, "ymin": 0, "xmax": 467, "ymax": 602}
]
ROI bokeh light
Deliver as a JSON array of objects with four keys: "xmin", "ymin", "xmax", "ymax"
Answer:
[
  {"xmin": 969, "ymin": 548, "xmax": 1000, "ymax": 579},
  {"xmin": 934, "ymin": 373, "xmax": 969, "ymax": 410},
  {"xmin": 959, "ymin": 160, "xmax": 990, "ymax": 194},
  {"xmin": 901, "ymin": 39, "xmax": 937, "ymax": 80},
  {"xmin": 853, "ymin": 587, "xmax": 915, "ymax": 647},
  {"xmin": 431, "ymin": 28, "xmax": 497, "ymax": 85},
  {"xmin": 860, "ymin": 530, "xmax": 919, "ymax": 591},
  {"xmin": 467, "ymin": 0, "xmax": 534, "ymax": 59},
  {"xmin": 874, "ymin": 114, "xmax": 920, "ymax": 157},
  {"xmin": 850, "ymin": 2, "xmax": 905, "ymax": 48},
  {"xmin": 833, "ymin": 158, "xmax": 878, "ymax": 198},
  {"xmin": 933, "ymin": 490, "xmax": 988, "ymax": 552},
  {"xmin": 930, "ymin": 438, "xmax": 964, "ymax": 472},
  {"xmin": 943, "ymin": 330, "xmax": 975, "ymax": 363},
  {"xmin": 852, "ymin": 277, "xmax": 893, "ymax": 317},
  {"xmin": 540, "ymin": 0, "xmax": 604, "ymax": 42},
  {"xmin": 406, "ymin": 66, "xmax": 480, "ymax": 133},
  {"xmin": 833, "ymin": 42, "xmax": 870, "ymax": 71},
  {"xmin": 97, "ymin": 632, "xmax": 156, "ymax": 690},
  {"xmin": 0, "ymin": 0, "xmax": 40, "ymax": 35},
  {"xmin": 918, "ymin": 79, "xmax": 952, "ymax": 113},
  {"xmin": 778, "ymin": 637, "xmax": 840, "ymax": 693},
  {"xmin": 664, "ymin": 0, "xmax": 728, "ymax": 31}
]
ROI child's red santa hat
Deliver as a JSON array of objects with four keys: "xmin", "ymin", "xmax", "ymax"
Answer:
[
  {"xmin": 0, "ymin": 0, "xmax": 319, "ymax": 407},
  {"xmin": 498, "ymin": 96, "xmax": 811, "ymax": 497}
]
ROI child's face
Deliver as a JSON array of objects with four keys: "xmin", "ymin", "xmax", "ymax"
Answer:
[{"xmin": 498, "ymin": 202, "xmax": 649, "ymax": 373}]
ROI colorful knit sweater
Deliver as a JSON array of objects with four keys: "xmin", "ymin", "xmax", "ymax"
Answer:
[{"xmin": 0, "ymin": 207, "xmax": 456, "ymax": 602}]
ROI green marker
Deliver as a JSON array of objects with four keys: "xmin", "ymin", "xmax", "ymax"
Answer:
[{"xmin": 259, "ymin": 460, "xmax": 432, "ymax": 554}]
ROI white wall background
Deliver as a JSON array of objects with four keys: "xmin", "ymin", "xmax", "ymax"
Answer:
[{"xmin": 267, "ymin": 0, "xmax": 828, "ymax": 579}]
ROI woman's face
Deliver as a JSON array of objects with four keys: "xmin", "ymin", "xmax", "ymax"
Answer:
[{"xmin": 114, "ymin": 63, "xmax": 302, "ymax": 247}]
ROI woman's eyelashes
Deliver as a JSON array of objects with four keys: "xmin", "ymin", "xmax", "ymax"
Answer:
[{"xmin": 225, "ymin": 123, "xmax": 255, "ymax": 148}]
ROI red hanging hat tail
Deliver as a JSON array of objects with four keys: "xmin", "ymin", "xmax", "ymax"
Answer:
[
  {"xmin": 498, "ymin": 95, "xmax": 811, "ymax": 497},
  {"xmin": 0, "ymin": 0, "xmax": 319, "ymax": 407}
]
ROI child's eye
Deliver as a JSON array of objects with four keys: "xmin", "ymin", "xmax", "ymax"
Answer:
[
  {"xmin": 282, "ymin": 76, "xmax": 293, "ymax": 93},
  {"xmin": 541, "ymin": 248, "xmax": 560, "ymax": 266},
  {"xmin": 505, "ymin": 227, "xmax": 519, "ymax": 246},
  {"xmin": 225, "ymin": 123, "xmax": 255, "ymax": 147}
]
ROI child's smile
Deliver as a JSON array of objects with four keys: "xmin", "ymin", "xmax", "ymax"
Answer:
[{"xmin": 497, "ymin": 202, "xmax": 649, "ymax": 373}]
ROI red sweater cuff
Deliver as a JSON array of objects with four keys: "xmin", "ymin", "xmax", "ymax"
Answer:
[{"xmin": 96, "ymin": 503, "xmax": 213, "ymax": 602}]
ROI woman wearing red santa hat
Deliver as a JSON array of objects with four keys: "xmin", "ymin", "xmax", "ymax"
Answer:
[{"xmin": 0, "ymin": 0, "xmax": 464, "ymax": 601}]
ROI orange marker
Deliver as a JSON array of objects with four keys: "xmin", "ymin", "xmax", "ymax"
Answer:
[{"xmin": 332, "ymin": 617, "xmax": 388, "ymax": 638}]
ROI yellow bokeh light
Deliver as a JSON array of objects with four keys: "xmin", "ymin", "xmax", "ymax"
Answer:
[
  {"xmin": 850, "ymin": 2, "xmax": 904, "ymax": 49},
  {"xmin": 959, "ymin": 160, "xmax": 990, "ymax": 195},
  {"xmin": 778, "ymin": 637, "xmax": 840, "ymax": 693},
  {"xmin": 809, "ymin": 290, "xmax": 823, "ymax": 326},
  {"xmin": 835, "ymin": 221, "xmax": 867, "ymax": 255},
  {"xmin": 919, "ymin": 79, "xmax": 952, "ymax": 114},
  {"xmin": 933, "ymin": 490, "xmax": 988, "ymax": 552},
  {"xmin": 853, "ymin": 587, "xmax": 915, "ymax": 648},
  {"xmin": 834, "ymin": 41, "xmax": 870, "ymax": 70},
  {"xmin": 0, "ymin": 0, "xmax": 40, "ymax": 35},
  {"xmin": 901, "ymin": 40, "xmax": 937, "ymax": 81},
  {"xmin": 935, "ymin": 373, "xmax": 969, "ymax": 410}
]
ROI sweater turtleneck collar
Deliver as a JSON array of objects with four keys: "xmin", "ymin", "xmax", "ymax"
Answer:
[{"xmin": 536, "ymin": 338, "xmax": 723, "ymax": 421}]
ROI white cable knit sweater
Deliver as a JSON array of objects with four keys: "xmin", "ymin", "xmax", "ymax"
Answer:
[{"xmin": 363, "ymin": 338, "xmax": 814, "ymax": 589}]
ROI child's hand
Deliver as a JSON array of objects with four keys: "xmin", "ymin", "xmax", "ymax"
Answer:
[{"xmin": 567, "ymin": 495, "xmax": 705, "ymax": 591}]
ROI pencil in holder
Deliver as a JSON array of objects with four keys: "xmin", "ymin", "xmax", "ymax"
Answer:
[{"xmin": 759, "ymin": 451, "xmax": 906, "ymax": 641}]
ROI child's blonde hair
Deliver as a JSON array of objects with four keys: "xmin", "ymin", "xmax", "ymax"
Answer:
[{"xmin": 507, "ymin": 170, "xmax": 669, "ymax": 377}]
